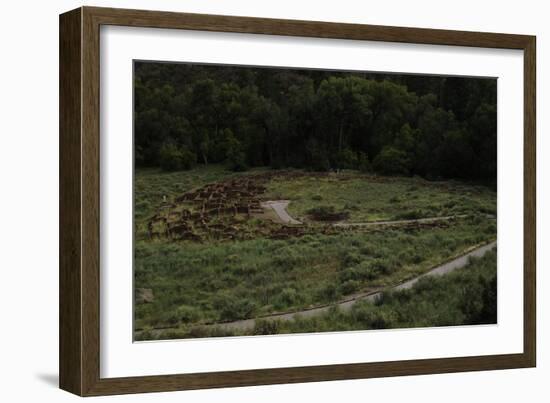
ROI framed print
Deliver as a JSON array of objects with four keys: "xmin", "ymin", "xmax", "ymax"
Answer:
[{"xmin": 59, "ymin": 6, "xmax": 536, "ymax": 396}]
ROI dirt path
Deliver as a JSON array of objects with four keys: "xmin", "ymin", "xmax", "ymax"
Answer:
[
  {"xmin": 178, "ymin": 240, "xmax": 497, "ymax": 333},
  {"xmin": 333, "ymin": 214, "xmax": 468, "ymax": 228},
  {"xmin": 261, "ymin": 201, "xmax": 470, "ymax": 228},
  {"xmin": 261, "ymin": 200, "xmax": 302, "ymax": 225}
]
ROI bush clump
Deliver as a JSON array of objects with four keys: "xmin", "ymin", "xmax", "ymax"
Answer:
[
  {"xmin": 372, "ymin": 146, "xmax": 411, "ymax": 175},
  {"xmin": 393, "ymin": 209, "xmax": 424, "ymax": 220},
  {"xmin": 213, "ymin": 293, "xmax": 257, "ymax": 321},
  {"xmin": 253, "ymin": 319, "xmax": 281, "ymax": 335},
  {"xmin": 159, "ymin": 143, "xmax": 196, "ymax": 171},
  {"xmin": 307, "ymin": 205, "xmax": 349, "ymax": 221}
]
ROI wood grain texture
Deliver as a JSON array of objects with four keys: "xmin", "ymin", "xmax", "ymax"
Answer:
[
  {"xmin": 523, "ymin": 37, "xmax": 536, "ymax": 367},
  {"xmin": 86, "ymin": 353, "xmax": 531, "ymax": 396},
  {"xmin": 81, "ymin": 6, "xmax": 102, "ymax": 396},
  {"xmin": 59, "ymin": 6, "xmax": 537, "ymax": 396},
  {"xmin": 86, "ymin": 6, "xmax": 532, "ymax": 49},
  {"xmin": 59, "ymin": 7, "xmax": 83, "ymax": 396}
]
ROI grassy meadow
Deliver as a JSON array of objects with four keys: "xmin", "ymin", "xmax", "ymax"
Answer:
[
  {"xmin": 134, "ymin": 165, "xmax": 497, "ymax": 340},
  {"xmin": 265, "ymin": 173, "xmax": 496, "ymax": 223},
  {"xmin": 140, "ymin": 249, "xmax": 497, "ymax": 340}
]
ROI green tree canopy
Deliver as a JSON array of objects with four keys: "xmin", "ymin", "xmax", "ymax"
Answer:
[{"xmin": 134, "ymin": 62, "xmax": 496, "ymax": 183}]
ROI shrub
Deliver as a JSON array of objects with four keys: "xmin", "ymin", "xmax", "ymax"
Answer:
[
  {"xmin": 478, "ymin": 275, "xmax": 497, "ymax": 323},
  {"xmin": 351, "ymin": 302, "xmax": 397, "ymax": 329},
  {"xmin": 213, "ymin": 293, "xmax": 257, "ymax": 321},
  {"xmin": 340, "ymin": 261, "xmax": 383, "ymax": 282},
  {"xmin": 370, "ymin": 259, "xmax": 392, "ymax": 275},
  {"xmin": 339, "ymin": 280, "xmax": 360, "ymax": 295},
  {"xmin": 159, "ymin": 143, "xmax": 196, "ymax": 171},
  {"xmin": 341, "ymin": 250, "xmax": 362, "ymax": 267},
  {"xmin": 175, "ymin": 305, "xmax": 201, "ymax": 323},
  {"xmin": 162, "ymin": 310, "xmax": 182, "ymax": 326},
  {"xmin": 336, "ymin": 148, "xmax": 358, "ymax": 170},
  {"xmin": 393, "ymin": 209, "xmax": 423, "ymax": 220},
  {"xmin": 227, "ymin": 149, "xmax": 248, "ymax": 172},
  {"xmin": 253, "ymin": 319, "xmax": 281, "ymax": 335},
  {"xmin": 484, "ymin": 222, "xmax": 497, "ymax": 234},
  {"xmin": 307, "ymin": 205, "xmax": 349, "ymax": 221},
  {"xmin": 135, "ymin": 328, "xmax": 153, "ymax": 341},
  {"xmin": 223, "ymin": 129, "xmax": 248, "ymax": 172},
  {"xmin": 274, "ymin": 287, "xmax": 300, "ymax": 309},
  {"xmin": 389, "ymin": 196, "xmax": 401, "ymax": 203},
  {"xmin": 317, "ymin": 283, "xmax": 340, "ymax": 302},
  {"xmin": 357, "ymin": 152, "xmax": 371, "ymax": 173},
  {"xmin": 443, "ymin": 200, "xmax": 457, "ymax": 208},
  {"xmin": 372, "ymin": 146, "xmax": 411, "ymax": 175}
]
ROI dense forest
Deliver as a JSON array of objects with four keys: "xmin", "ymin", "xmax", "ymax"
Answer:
[{"xmin": 134, "ymin": 62, "xmax": 497, "ymax": 182}]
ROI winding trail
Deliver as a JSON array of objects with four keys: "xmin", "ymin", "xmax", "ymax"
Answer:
[
  {"xmin": 260, "ymin": 200, "xmax": 477, "ymax": 229},
  {"xmin": 139, "ymin": 240, "xmax": 495, "ymax": 337},
  {"xmin": 334, "ymin": 214, "xmax": 468, "ymax": 228},
  {"xmin": 214, "ymin": 240, "xmax": 496, "ymax": 331}
]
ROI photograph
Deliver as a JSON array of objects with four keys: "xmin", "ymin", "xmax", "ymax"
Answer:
[{"xmin": 133, "ymin": 61, "xmax": 498, "ymax": 341}]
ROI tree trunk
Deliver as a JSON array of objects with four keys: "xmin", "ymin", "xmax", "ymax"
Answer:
[{"xmin": 338, "ymin": 120, "xmax": 344, "ymax": 152}]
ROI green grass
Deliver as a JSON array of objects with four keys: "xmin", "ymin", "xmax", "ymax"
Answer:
[
  {"xmin": 134, "ymin": 219, "xmax": 496, "ymax": 331},
  {"xmin": 264, "ymin": 171, "xmax": 496, "ymax": 223},
  {"xmin": 134, "ymin": 165, "xmax": 497, "ymax": 339},
  {"xmin": 270, "ymin": 248, "xmax": 497, "ymax": 335},
  {"xmin": 139, "ymin": 249, "xmax": 497, "ymax": 340}
]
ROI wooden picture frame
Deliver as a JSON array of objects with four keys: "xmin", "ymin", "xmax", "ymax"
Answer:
[{"xmin": 59, "ymin": 6, "xmax": 536, "ymax": 396}]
